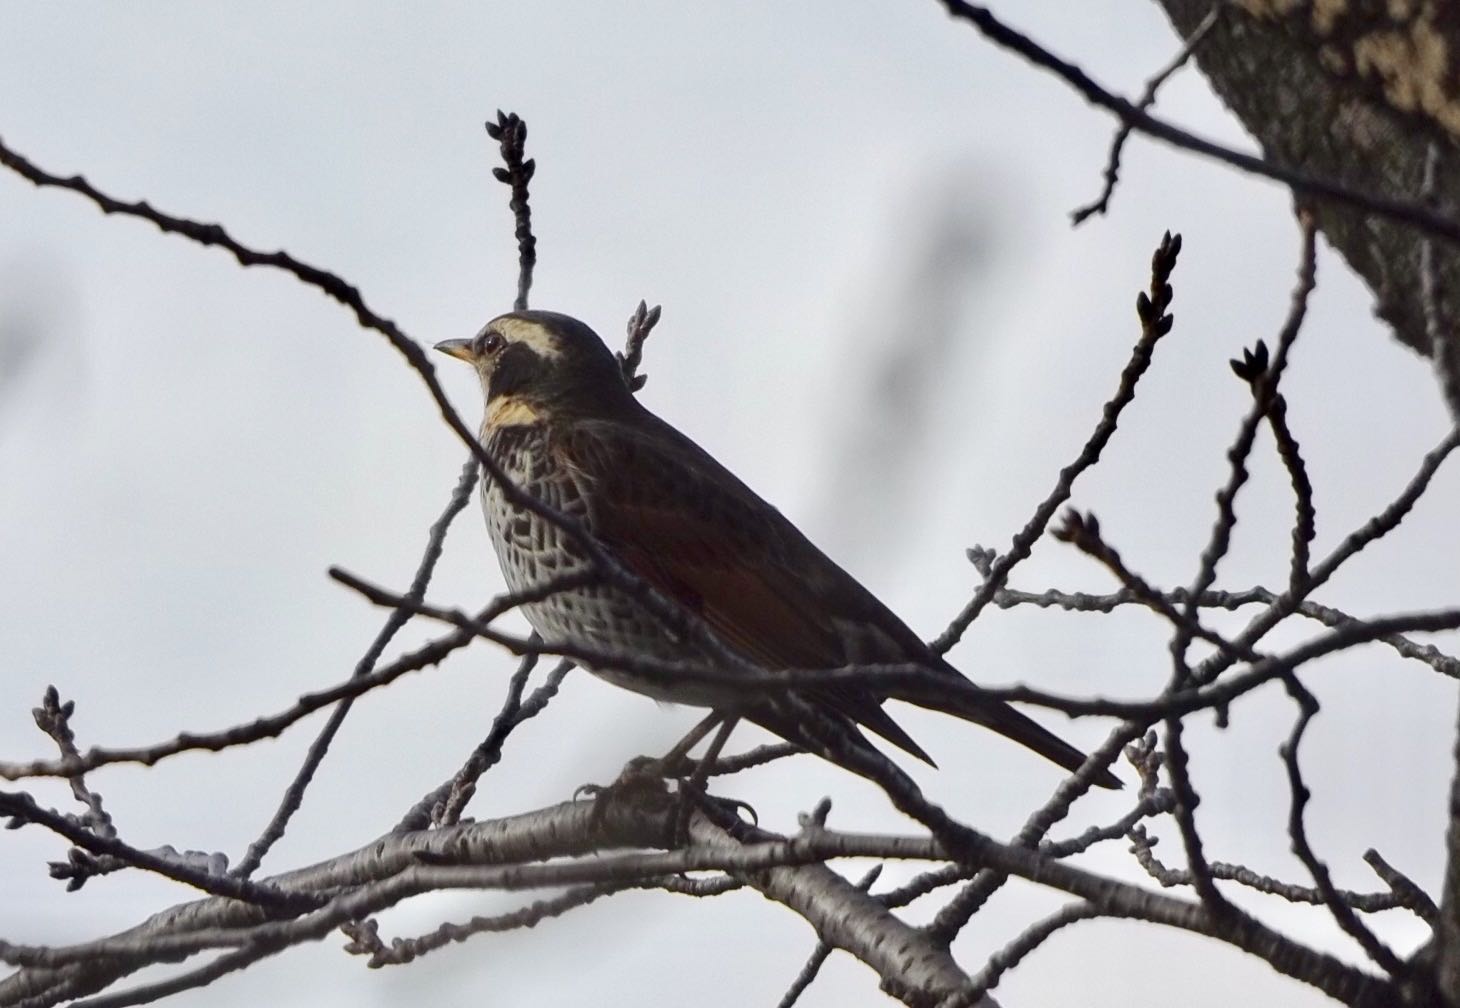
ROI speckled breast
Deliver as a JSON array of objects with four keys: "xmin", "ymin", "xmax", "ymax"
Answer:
[{"xmin": 480, "ymin": 424, "xmax": 721, "ymax": 706}]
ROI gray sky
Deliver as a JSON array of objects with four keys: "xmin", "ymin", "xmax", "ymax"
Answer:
[{"xmin": 2, "ymin": 4, "xmax": 1457, "ymax": 1006}]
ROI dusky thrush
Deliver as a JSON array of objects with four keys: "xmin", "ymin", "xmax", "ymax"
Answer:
[{"xmin": 436, "ymin": 311, "xmax": 1119, "ymax": 789}]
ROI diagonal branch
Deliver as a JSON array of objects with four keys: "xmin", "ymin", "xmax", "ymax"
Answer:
[
  {"xmin": 935, "ymin": 1, "xmax": 1460, "ymax": 246},
  {"xmin": 231, "ymin": 456, "xmax": 481, "ymax": 879},
  {"xmin": 933, "ymin": 231, "xmax": 1180, "ymax": 653},
  {"xmin": 0, "ymin": 132, "xmax": 758, "ymax": 702},
  {"xmin": 1070, "ymin": 3, "xmax": 1220, "ymax": 224},
  {"xmin": 0, "ymin": 574, "xmax": 589, "ymax": 781},
  {"xmin": 0, "ymin": 789, "xmax": 317, "ymax": 914}
]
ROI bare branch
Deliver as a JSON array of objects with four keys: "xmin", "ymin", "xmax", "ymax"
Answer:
[
  {"xmin": 1070, "ymin": 4, "xmax": 1220, "ymax": 224},
  {"xmin": 933, "ymin": 231, "xmax": 1180, "ymax": 653},
  {"xmin": 774, "ymin": 865, "xmax": 884, "ymax": 1008},
  {"xmin": 1276, "ymin": 675, "xmax": 1406, "ymax": 974},
  {"xmin": 993, "ymin": 581, "xmax": 1460, "ymax": 675},
  {"xmin": 1439, "ymin": 690, "xmax": 1460, "ymax": 995},
  {"xmin": 1365, "ymin": 849, "xmax": 1440, "ymax": 925},
  {"xmin": 341, "ymin": 872, "xmax": 744, "ymax": 967},
  {"xmin": 1230, "ymin": 343, "xmax": 1317, "ymax": 592},
  {"xmin": 333, "ymin": 574, "xmax": 1460, "ymax": 724},
  {"xmin": 618, "ymin": 299, "xmax": 663, "ymax": 391},
  {"xmin": 751, "ymin": 694, "xmax": 1388, "ymax": 1006},
  {"xmin": 341, "ymin": 878, "xmax": 681, "ymax": 968},
  {"xmin": 1129, "ymin": 827, "xmax": 1420, "ymax": 915},
  {"xmin": 1189, "ymin": 425, "xmax": 1460, "ymax": 690},
  {"xmin": 435, "ymin": 655, "xmax": 573, "ymax": 827},
  {"xmin": 1158, "ymin": 218, "xmax": 1317, "ymax": 914},
  {"xmin": 934, "ymin": 1, "xmax": 1460, "ymax": 246},
  {"xmin": 0, "ymin": 574, "xmax": 586, "ymax": 781},
  {"xmin": 1176, "ymin": 215, "xmax": 1318, "ymax": 682},
  {"xmin": 0, "ymin": 789, "xmax": 316, "ymax": 913},
  {"xmin": 30, "ymin": 689, "xmax": 113, "ymax": 841},
  {"xmin": 232, "ymin": 456, "xmax": 481, "ymax": 879},
  {"xmin": 484, "ymin": 111, "xmax": 537, "ymax": 311},
  {"xmin": 955, "ymin": 902, "xmax": 1102, "ymax": 1007},
  {"xmin": 707, "ymin": 742, "xmax": 801, "ymax": 777},
  {"xmin": 1053, "ymin": 509, "xmax": 1257, "ymax": 662}
]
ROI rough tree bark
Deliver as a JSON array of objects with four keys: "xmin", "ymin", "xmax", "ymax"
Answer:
[{"xmin": 1156, "ymin": 1, "xmax": 1460, "ymax": 371}]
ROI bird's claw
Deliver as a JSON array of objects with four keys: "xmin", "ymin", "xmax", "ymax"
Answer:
[
  {"xmin": 666, "ymin": 778, "xmax": 758, "ymax": 844},
  {"xmin": 576, "ymin": 756, "xmax": 676, "ymax": 834}
]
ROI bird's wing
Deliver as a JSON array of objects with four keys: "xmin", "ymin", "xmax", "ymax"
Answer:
[
  {"xmin": 556, "ymin": 408, "xmax": 1120, "ymax": 789},
  {"xmin": 556, "ymin": 410, "xmax": 938, "ymax": 762}
]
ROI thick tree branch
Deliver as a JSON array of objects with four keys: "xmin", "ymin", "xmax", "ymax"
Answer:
[
  {"xmin": 935, "ymin": 2, "xmax": 1460, "ymax": 249},
  {"xmin": 1156, "ymin": 0, "xmax": 1460, "ymax": 368}
]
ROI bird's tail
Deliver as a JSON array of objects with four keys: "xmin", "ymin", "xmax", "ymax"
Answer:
[{"xmin": 903, "ymin": 667, "xmax": 1122, "ymax": 790}]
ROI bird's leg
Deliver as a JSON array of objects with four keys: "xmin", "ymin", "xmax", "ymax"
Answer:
[
  {"xmin": 651, "ymin": 710, "xmax": 724, "ymax": 778},
  {"xmin": 575, "ymin": 710, "xmax": 720, "ymax": 798},
  {"xmin": 670, "ymin": 715, "xmax": 740, "ymax": 844},
  {"xmin": 574, "ymin": 712, "xmax": 725, "ymax": 832}
]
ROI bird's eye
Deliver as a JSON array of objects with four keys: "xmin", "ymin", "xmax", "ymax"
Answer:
[{"xmin": 474, "ymin": 331, "xmax": 505, "ymax": 357}]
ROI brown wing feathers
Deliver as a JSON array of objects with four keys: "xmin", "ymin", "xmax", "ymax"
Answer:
[{"xmin": 565, "ymin": 411, "xmax": 1119, "ymax": 789}]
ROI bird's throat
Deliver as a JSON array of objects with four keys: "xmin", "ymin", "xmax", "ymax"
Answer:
[{"xmin": 484, "ymin": 395, "xmax": 543, "ymax": 429}]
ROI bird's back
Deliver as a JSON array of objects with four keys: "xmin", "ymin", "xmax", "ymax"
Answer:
[{"xmin": 481, "ymin": 399, "xmax": 1118, "ymax": 788}]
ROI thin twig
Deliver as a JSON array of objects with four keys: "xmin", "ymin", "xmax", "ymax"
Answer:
[
  {"xmin": 985, "ymin": 583, "xmax": 1460, "ymax": 679},
  {"xmin": 707, "ymin": 742, "xmax": 801, "ymax": 777},
  {"xmin": 231, "ymin": 456, "xmax": 480, "ymax": 879},
  {"xmin": 1190, "ymin": 426, "xmax": 1460, "ymax": 690},
  {"xmin": 1276, "ymin": 674, "xmax": 1406, "ymax": 974},
  {"xmin": 1230, "ymin": 343, "xmax": 1317, "ymax": 592},
  {"xmin": 1160, "ymin": 217, "xmax": 1318, "ymax": 913},
  {"xmin": 934, "ymin": 1, "xmax": 1460, "ymax": 246},
  {"xmin": 30, "ymin": 689, "xmax": 113, "ymax": 840},
  {"xmin": 436, "ymin": 656, "xmax": 573, "ymax": 827},
  {"xmin": 618, "ymin": 300, "xmax": 663, "ymax": 391},
  {"xmin": 1052, "ymin": 509, "xmax": 1257, "ymax": 662},
  {"xmin": 0, "ymin": 789, "xmax": 318, "ymax": 912},
  {"xmin": 933, "ymin": 231, "xmax": 1180, "ymax": 653},
  {"xmin": 918, "ymin": 784, "xmax": 1175, "ymax": 936},
  {"xmin": 955, "ymin": 903, "xmax": 1102, "ymax": 1006},
  {"xmin": 28, "ymin": 688, "xmax": 118, "ymax": 890},
  {"xmin": 1129, "ymin": 827, "xmax": 1419, "ymax": 915},
  {"xmin": 340, "ymin": 576, "xmax": 1460, "ymax": 723},
  {"xmin": 0, "ymin": 575, "xmax": 585, "ymax": 782},
  {"xmin": 485, "ymin": 111, "xmax": 537, "ymax": 311},
  {"xmin": 1364, "ymin": 849, "xmax": 1440, "ymax": 924},
  {"xmin": 69, "ymin": 944, "xmax": 266, "ymax": 1008},
  {"xmin": 1175, "ymin": 214, "xmax": 1318, "ymax": 683},
  {"xmin": 1438, "ymin": 688, "xmax": 1460, "ymax": 997},
  {"xmin": 344, "ymin": 871, "xmax": 744, "ymax": 967},
  {"xmin": 1070, "ymin": 4, "xmax": 1220, "ymax": 224},
  {"xmin": 1040, "ymin": 790, "xmax": 1175, "ymax": 858}
]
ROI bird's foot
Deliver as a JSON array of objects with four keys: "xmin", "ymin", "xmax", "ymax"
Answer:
[
  {"xmin": 574, "ymin": 756, "xmax": 676, "ymax": 835},
  {"xmin": 573, "ymin": 752, "xmax": 757, "ymax": 844},
  {"xmin": 667, "ymin": 778, "xmax": 757, "ymax": 845}
]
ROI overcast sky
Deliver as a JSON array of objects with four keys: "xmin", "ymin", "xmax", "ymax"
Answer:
[{"xmin": 2, "ymin": 5, "xmax": 1457, "ymax": 1007}]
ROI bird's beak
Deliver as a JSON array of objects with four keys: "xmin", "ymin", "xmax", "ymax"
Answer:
[{"xmin": 433, "ymin": 338, "xmax": 476, "ymax": 363}]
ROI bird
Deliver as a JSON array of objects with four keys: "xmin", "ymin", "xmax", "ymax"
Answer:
[{"xmin": 435, "ymin": 310, "xmax": 1119, "ymax": 790}]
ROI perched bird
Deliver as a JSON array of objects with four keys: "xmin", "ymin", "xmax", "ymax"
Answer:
[{"xmin": 435, "ymin": 311, "xmax": 1118, "ymax": 789}]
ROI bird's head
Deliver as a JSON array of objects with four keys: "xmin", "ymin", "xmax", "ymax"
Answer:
[{"xmin": 434, "ymin": 311, "xmax": 632, "ymax": 427}]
